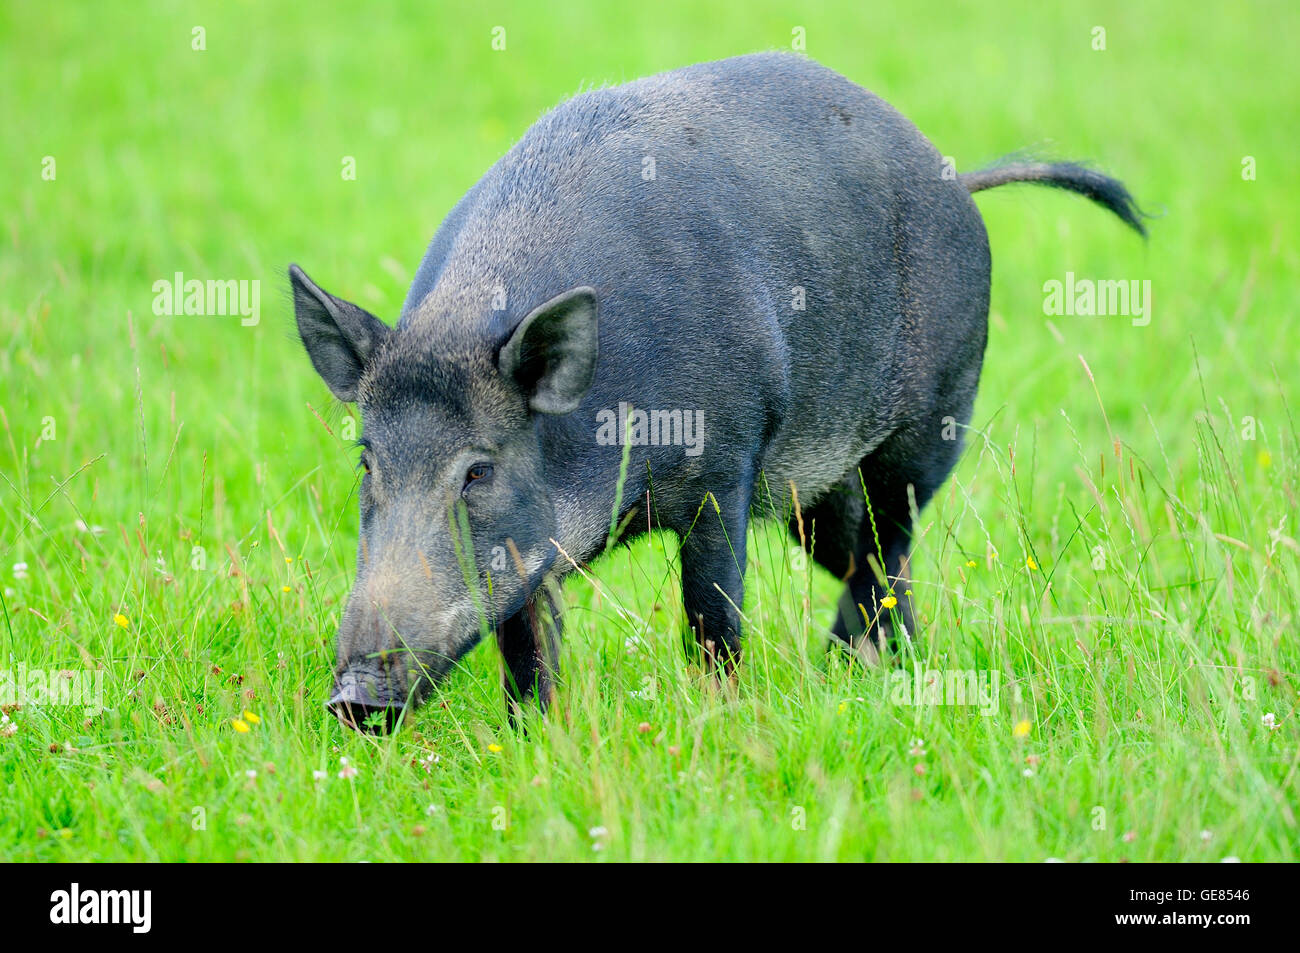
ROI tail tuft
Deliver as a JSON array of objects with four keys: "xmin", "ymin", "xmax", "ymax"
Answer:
[{"xmin": 960, "ymin": 161, "xmax": 1148, "ymax": 237}]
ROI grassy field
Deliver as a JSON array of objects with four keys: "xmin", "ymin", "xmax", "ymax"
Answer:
[{"xmin": 2, "ymin": 0, "xmax": 1297, "ymax": 862}]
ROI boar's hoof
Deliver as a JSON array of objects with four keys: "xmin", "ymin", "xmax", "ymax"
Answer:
[{"xmin": 847, "ymin": 633, "xmax": 883, "ymax": 667}]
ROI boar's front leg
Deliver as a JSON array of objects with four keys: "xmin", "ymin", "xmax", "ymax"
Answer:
[
  {"xmin": 679, "ymin": 488, "xmax": 750, "ymax": 674},
  {"xmin": 496, "ymin": 585, "xmax": 561, "ymax": 723}
]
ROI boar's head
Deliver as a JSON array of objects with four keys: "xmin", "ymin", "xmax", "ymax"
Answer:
[{"xmin": 290, "ymin": 265, "xmax": 597, "ymax": 732}]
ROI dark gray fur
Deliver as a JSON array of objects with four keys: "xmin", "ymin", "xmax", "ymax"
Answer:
[{"xmin": 291, "ymin": 52, "xmax": 1144, "ymax": 731}]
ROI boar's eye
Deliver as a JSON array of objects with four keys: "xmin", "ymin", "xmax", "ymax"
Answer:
[{"xmin": 463, "ymin": 462, "xmax": 493, "ymax": 495}]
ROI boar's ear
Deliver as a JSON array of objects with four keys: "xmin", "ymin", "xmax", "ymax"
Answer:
[
  {"xmin": 290, "ymin": 264, "xmax": 390, "ymax": 403},
  {"xmin": 498, "ymin": 286, "xmax": 598, "ymax": 415}
]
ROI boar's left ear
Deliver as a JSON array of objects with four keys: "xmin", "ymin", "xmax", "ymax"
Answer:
[
  {"xmin": 290, "ymin": 264, "xmax": 391, "ymax": 403},
  {"xmin": 498, "ymin": 286, "xmax": 598, "ymax": 415}
]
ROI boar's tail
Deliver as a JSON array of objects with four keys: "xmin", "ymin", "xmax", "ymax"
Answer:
[{"xmin": 960, "ymin": 161, "xmax": 1148, "ymax": 238}]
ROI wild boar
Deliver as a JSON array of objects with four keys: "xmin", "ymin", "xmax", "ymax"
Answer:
[{"xmin": 291, "ymin": 51, "xmax": 1144, "ymax": 731}]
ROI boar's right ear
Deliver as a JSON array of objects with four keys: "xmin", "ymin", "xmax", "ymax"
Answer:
[
  {"xmin": 290, "ymin": 264, "xmax": 390, "ymax": 403},
  {"xmin": 498, "ymin": 286, "xmax": 599, "ymax": 415}
]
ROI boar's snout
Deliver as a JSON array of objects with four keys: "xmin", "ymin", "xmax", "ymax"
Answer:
[{"xmin": 329, "ymin": 665, "xmax": 404, "ymax": 734}]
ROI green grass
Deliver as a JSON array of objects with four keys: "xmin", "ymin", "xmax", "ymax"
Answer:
[{"xmin": 2, "ymin": 0, "xmax": 1297, "ymax": 861}]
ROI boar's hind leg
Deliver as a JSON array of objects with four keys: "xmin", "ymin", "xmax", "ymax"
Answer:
[
  {"xmin": 831, "ymin": 424, "xmax": 961, "ymax": 661},
  {"xmin": 788, "ymin": 481, "xmax": 865, "ymax": 582},
  {"xmin": 496, "ymin": 586, "xmax": 562, "ymax": 723},
  {"xmin": 679, "ymin": 488, "xmax": 750, "ymax": 674}
]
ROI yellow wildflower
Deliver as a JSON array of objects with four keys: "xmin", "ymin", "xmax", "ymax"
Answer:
[
  {"xmin": 1013, "ymin": 720, "xmax": 1032, "ymax": 738},
  {"xmin": 232, "ymin": 719, "xmax": 251, "ymax": 733},
  {"xmin": 881, "ymin": 595, "xmax": 898, "ymax": 609},
  {"xmin": 487, "ymin": 743, "xmax": 503, "ymax": 753},
  {"xmin": 113, "ymin": 613, "xmax": 129, "ymax": 628},
  {"xmin": 243, "ymin": 710, "xmax": 261, "ymax": 725}
]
